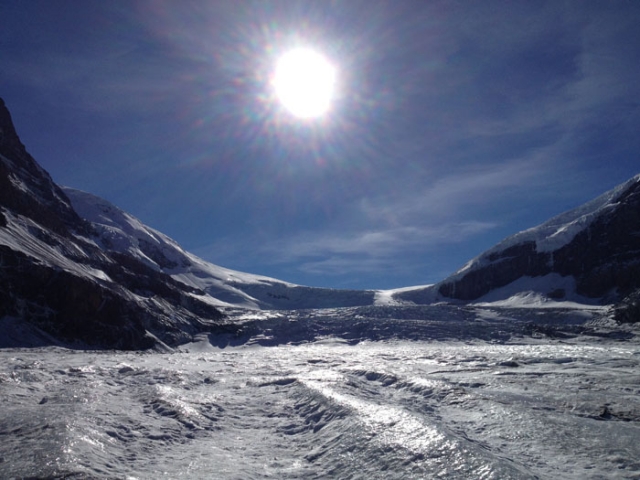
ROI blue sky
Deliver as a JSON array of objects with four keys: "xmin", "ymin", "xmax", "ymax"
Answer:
[{"xmin": 2, "ymin": 0, "xmax": 640, "ymax": 289}]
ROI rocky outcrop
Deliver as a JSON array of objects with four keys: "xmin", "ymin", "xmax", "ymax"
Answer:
[
  {"xmin": 613, "ymin": 288, "xmax": 640, "ymax": 324},
  {"xmin": 0, "ymin": 98, "xmax": 227, "ymax": 349}
]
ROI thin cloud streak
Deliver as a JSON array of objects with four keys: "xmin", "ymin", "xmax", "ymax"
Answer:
[
  {"xmin": 195, "ymin": 220, "xmax": 496, "ymax": 279},
  {"xmin": 290, "ymin": 221, "xmax": 497, "ymax": 277},
  {"xmin": 272, "ymin": 222, "xmax": 496, "ymax": 261},
  {"xmin": 359, "ymin": 159, "xmax": 545, "ymax": 227}
]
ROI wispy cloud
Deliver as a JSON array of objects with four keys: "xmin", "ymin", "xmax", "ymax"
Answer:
[
  {"xmin": 4, "ymin": 51, "xmax": 191, "ymax": 116},
  {"xmin": 195, "ymin": 220, "xmax": 496, "ymax": 279},
  {"xmin": 271, "ymin": 222, "xmax": 495, "ymax": 260},
  {"xmin": 287, "ymin": 221, "xmax": 496, "ymax": 276},
  {"xmin": 358, "ymin": 157, "xmax": 546, "ymax": 229}
]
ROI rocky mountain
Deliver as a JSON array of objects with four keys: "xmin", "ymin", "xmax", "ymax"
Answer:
[
  {"xmin": 394, "ymin": 174, "xmax": 640, "ymax": 318},
  {"xmin": 0, "ymin": 98, "xmax": 231, "ymax": 349},
  {"xmin": 0, "ymin": 98, "xmax": 374, "ymax": 349}
]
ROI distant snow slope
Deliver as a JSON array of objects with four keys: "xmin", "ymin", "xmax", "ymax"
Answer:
[
  {"xmin": 0, "ymin": 210, "xmax": 110, "ymax": 284},
  {"xmin": 64, "ymin": 188, "xmax": 376, "ymax": 310},
  {"xmin": 374, "ymin": 285, "xmax": 435, "ymax": 306}
]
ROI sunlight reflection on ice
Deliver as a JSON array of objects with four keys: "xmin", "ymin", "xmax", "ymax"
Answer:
[{"xmin": 301, "ymin": 379, "xmax": 446, "ymax": 453}]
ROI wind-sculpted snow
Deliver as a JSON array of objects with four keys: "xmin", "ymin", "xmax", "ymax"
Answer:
[{"xmin": 1, "ymin": 306, "xmax": 639, "ymax": 479}]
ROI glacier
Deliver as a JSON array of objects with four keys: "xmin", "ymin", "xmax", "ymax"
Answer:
[{"xmin": 1, "ymin": 305, "xmax": 639, "ymax": 479}]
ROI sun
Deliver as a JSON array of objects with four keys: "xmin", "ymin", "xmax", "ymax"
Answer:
[{"xmin": 272, "ymin": 48, "xmax": 337, "ymax": 119}]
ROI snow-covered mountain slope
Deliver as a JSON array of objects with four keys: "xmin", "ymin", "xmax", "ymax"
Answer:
[
  {"xmin": 0, "ymin": 198, "xmax": 229, "ymax": 350},
  {"xmin": 63, "ymin": 188, "xmax": 376, "ymax": 310},
  {"xmin": 395, "ymin": 175, "xmax": 640, "ymax": 307}
]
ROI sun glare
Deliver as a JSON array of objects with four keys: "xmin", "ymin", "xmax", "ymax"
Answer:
[{"xmin": 272, "ymin": 48, "xmax": 336, "ymax": 119}]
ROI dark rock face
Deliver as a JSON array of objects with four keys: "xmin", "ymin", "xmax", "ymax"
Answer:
[
  {"xmin": 614, "ymin": 289, "xmax": 640, "ymax": 324},
  {"xmin": 0, "ymin": 98, "xmax": 83, "ymax": 235},
  {"xmin": 554, "ymin": 182, "xmax": 640, "ymax": 297},
  {"xmin": 437, "ymin": 178, "xmax": 640, "ymax": 302},
  {"xmin": 0, "ymin": 98, "xmax": 226, "ymax": 349},
  {"xmin": 0, "ymin": 245, "xmax": 153, "ymax": 349},
  {"xmin": 438, "ymin": 242, "xmax": 552, "ymax": 300}
]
